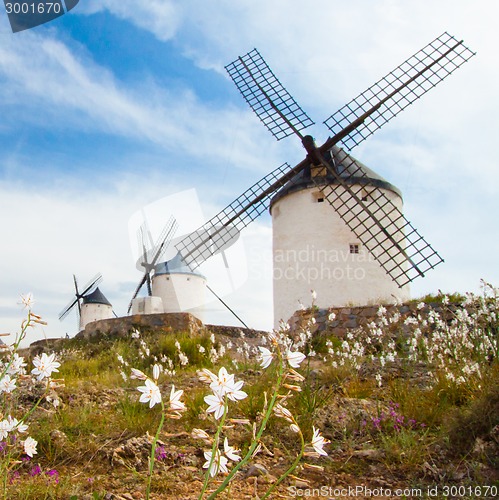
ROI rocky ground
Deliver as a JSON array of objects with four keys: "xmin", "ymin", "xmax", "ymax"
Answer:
[{"xmin": 13, "ymin": 327, "xmax": 499, "ymax": 499}]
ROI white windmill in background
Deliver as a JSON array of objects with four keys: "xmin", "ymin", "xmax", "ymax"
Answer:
[
  {"xmin": 128, "ymin": 190, "xmax": 247, "ymax": 324},
  {"xmin": 59, "ymin": 273, "xmax": 113, "ymax": 332},
  {"xmin": 172, "ymin": 32, "xmax": 475, "ymax": 327}
]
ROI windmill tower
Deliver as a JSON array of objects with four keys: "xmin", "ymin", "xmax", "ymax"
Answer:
[
  {"xmin": 152, "ymin": 253, "xmax": 207, "ymax": 321},
  {"xmin": 270, "ymin": 145, "xmax": 411, "ymax": 323},
  {"xmin": 59, "ymin": 273, "xmax": 113, "ymax": 332},
  {"xmin": 80, "ymin": 287, "xmax": 113, "ymax": 328},
  {"xmin": 173, "ymin": 32, "xmax": 474, "ymax": 327}
]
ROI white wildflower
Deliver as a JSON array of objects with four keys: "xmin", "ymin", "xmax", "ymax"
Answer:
[
  {"xmin": 191, "ymin": 428, "xmax": 211, "ymax": 441},
  {"xmin": 130, "ymin": 368, "xmax": 148, "ymax": 380},
  {"xmin": 258, "ymin": 346, "xmax": 273, "ymax": 369},
  {"xmin": 203, "ymin": 449, "xmax": 227, "ymax": 477},
  {"xmin": 152, "ymin": 364, "xmax": 161, "ymax": 381},
  {"xmin": 168, "ymin": 385, "xmax": 185, "ymax": 412},
  {"xmin": 31, "ymin": 353, "xmax": 61, "ymax": 381},
  {"xmin": 204, "ymin": 391, "xmax": 226, "ymax": 420},
  {"xmin": 23, "ymin": 436, "xmax": 38, "ymax": 457},
  {"xmin": 137, "ymin": 379, "xmax": 162, "ymax": 408},
  {"xmin": 225, "ymin": 379, "xmax": 247, "ymax": 402},
  {"xmin": 285, "ymin": 349, "xmax": 306, "ymax": 368},
  {"xmin": 198, "ymin": 368, "xmax": 218, "ymax": 384},
  {"xmin": 0, "ymin": 420, "xmax": 10, "ymax": 440},
  {"xmin": 19, "ymin": 292, "xmax": 34, "ymax": 310},
  {"xmin": 310, "ymin": 426, "xmax": 329, "ymax": 456},
  {"xmin": 7, "ymin": 354, "xmax": 27, "ymax": 375},
  {"xmin": 223, "ymin": 437, "xmax": 241, "ymax": 462},
  {"xmin": 0, "ymin": 374, "xmax": 16, "ymax": 393}
]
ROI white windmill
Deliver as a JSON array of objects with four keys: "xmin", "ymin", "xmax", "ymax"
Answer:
[
  {"xmin": 172, "ymin": 32, "xmax": 475, "ymax": 327},
  {"xmin": 59, "ymin": 273, "xmax": 113, "ymax": 332}
]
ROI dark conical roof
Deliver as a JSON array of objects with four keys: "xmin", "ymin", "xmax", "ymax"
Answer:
[
  {"xmin": 82, "ymin": 287, "xmax": 112, "ymax": 306},
  {"xmin": 270, "ymin": 145, "xmax": 401, "ymax": 208}
]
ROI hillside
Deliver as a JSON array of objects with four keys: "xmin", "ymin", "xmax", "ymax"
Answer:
[{"xmin": 1, "ymin": 285, "xmax": 498, "ymax": 499}]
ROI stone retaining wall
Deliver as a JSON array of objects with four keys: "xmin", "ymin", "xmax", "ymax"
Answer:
[
  {"xmin": 288, "ymin": 302, "xmax": 458, "ymax": 338},
  {"xmin": 76, "ymin": 312, "xmax": 205, "ymax": 340}
]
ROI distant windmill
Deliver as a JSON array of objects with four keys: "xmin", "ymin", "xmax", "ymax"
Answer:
[
  {"xmin": 128, "ymin": 216, "xmax": 178, "ymax": 313},
  {"xmin": 59, "ymin": 273, "xmax": 113, "ymax": 331},
  {"xmin": 172, "ymin": 32, "xmax": 475, "ymax": 326}
]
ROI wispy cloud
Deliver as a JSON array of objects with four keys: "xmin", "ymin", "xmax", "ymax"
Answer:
[
  {"xmin": 0, "ymin": 0, "xmax": 498, "ymax": 345},
  {"xmin": 0, "ymin": 30, "xmax": 282, "ymax": 177},
  {"xmin": 81, "ymin": 0, "xmax": 180, "ymax": 42}
]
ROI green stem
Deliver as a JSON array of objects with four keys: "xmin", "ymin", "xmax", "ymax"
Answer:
[
  {"xmin": 206, "ymin": 361, "xmax": 286, "ymax": 500},
  {"xmin": 198, "ymin": 399, "xmax": 229, "ymax": 500},
  {"xmin": 145, "ymin": 401, "xmax": 165, "ymax": 500},
  {"xmin": 18, "ymin": 383, "xmax": 50, "ymax": 428},
  {"xmin": 0, "ymin": 312, "xmax": 31, "ymax": 382},
  {"xmin": 260, "ymin": 428, "xmax": 305, "ymax": 499}
]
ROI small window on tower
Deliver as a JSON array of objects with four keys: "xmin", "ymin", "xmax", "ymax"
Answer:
[
  {"xmin": 313, "ymin": 191, "xmax": 325, "ymax": 203},
  {"xmin": 350, "ymin": 243, "xmax": 360, "ymax": 254}
]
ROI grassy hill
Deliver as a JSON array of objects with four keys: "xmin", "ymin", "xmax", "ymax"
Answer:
[{"xmin": 1, "ymin": 285, "xmax": 498, "ymax": 499}]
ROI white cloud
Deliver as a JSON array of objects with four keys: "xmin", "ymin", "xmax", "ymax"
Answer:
[
  {"xmin": 1, "ymin": 0, "xmax": 498, "ymax": 346},
  {"xmin": 0, "ymin": 30, "xmax": 284, "ymax": 177},
  {"xmin": 81, "ymin": 0, "xmax": 180, "ymax": 42}
]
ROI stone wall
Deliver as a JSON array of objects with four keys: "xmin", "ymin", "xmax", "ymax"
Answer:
[
  {"xmin": 77, "ymin": 312, "xmax": 205, "ymax": 340},
  {"xmin": 288, "ymin": 302, "xmax": 458, "ymax": 338},
  {"xmin": 75, "ymin": 313, "xmax": 269, "ymax": 342}
]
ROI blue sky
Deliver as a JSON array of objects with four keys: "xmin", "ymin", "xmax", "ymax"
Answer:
[{"xmin": 0, "ymin": 0, "xmax": 498, "ymax": 344}]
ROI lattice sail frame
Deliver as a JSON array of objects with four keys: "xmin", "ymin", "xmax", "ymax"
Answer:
[
  {"xmin": 312, "ymin": 149, "xmax": 443, "ymax": 287},
  {"xmin": 176, "ymin": 162, "xmax": 292, "ymax": 269},
  {"xmin": 176, "ymin": 33, "xmax": 474, "ymax": 285},
  {"xmin": 324, "ymin": 32, "xmax": 476, "ymax": 150},
  {"xmin": 225, "ymin": 48, "xmax": 314, "ymax": 140}
]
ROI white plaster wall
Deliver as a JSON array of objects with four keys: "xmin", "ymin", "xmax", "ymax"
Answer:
[
  {"xmin": 79, "ymin": 303, "xmax": 114, "ymax": 331},
  {"xmin": 152, "ymin": 273, "xmax": 206, "ymax": 322},
  {"xmin": 271, "ymin": 184, "xmax": 410, "ymax": 327},
  {"xmin": 131, "ymin": 296, "xmax": 164, "ymax": 315}
]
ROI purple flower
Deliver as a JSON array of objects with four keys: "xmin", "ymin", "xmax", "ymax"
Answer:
[
  {"xmin": 155, "ymin": 445, "xmax": 168, "ymax": 461},
  {"xmin": 29, "ymin": 465, "xmax": 42, "ymax": 476},
  {"xmin": 46, "ymin": 469, "xmax": 59, "ymax": 484},
  {"xmin": 371, "ymin": 417, "xmax": 382, "ymax": 430}
]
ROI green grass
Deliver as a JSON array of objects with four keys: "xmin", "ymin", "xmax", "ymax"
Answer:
[{"xmin": 4, "ymin": 291, "xmax": 499, "ymax": 499}]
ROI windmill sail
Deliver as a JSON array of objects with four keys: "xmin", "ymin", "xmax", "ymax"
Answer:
[
  {"xmin": 323, "ymin": 32, "xmax": 476, "ymax": 150},
  {"xmin": 308, "ymin": 147, "xmax": 444, "ymax": 287},
  {"xmin": 225, "ymin": 48, "xmax": 314, "ymax": 140},
  {"xmin": 176, "ymin": 161, "xmax": 299, "ymax": 270},
  {"xmin": 179, "ymin": 33, "xmax": 474, "ymax": 287},
  {"xmin": 59, "ymin": 273, "xmax": 102, "ymax": 321},
  {"xmin": 128, "ymin": 216, "xmax": 178, "ymax": 312}
]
